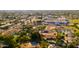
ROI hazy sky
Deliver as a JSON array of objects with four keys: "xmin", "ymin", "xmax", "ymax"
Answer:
[{"xmin": 0, "ymin": 0, "xmax": 78, "ymax": 10}]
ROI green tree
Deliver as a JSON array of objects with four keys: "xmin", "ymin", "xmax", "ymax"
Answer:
[
  {"xmin": 16, "ymin": 35, "xmax": 31, "ymax": 44},
  {"xmin": 0, "ymin": 35, "xmax": 17, "ymax": 48},
  {"xmin": 31, "ymin": 32, "xmax": 42, "ymax": 43}
]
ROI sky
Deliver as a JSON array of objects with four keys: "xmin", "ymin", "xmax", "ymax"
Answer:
[{"xmin": 0, "ymin": 0, "xmax": 78, "ymax": 10}]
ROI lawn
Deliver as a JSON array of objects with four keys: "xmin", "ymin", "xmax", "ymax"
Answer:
[{"xmin": 69, "ymin": 19, "xmax": 79, "ymax": 24}]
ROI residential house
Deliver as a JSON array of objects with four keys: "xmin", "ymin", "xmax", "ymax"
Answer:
[
  {"xmin": 43, "ymin": 16, "xmax": 69, "ymax": 26},
  {"xmin": 40, "ymin": 25, "xmax": 57, "ymax": 39},
  {"xmin": 64, "ymin": 30, "xmax": 74, "ymax": 43}
]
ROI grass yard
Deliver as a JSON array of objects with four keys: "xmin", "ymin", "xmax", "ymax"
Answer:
[{"xmin": 69, "ymin": 19, "xmax": 79, "ymax": 24}]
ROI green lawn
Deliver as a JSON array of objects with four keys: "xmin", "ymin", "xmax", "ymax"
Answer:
[{"xmin": 69, "ymin": 19, "xmax": 79, "ymax": 24}]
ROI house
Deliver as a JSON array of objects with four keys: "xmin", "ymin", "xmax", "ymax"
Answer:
[
  {"xmin": 40, "ymin": 25, "xmax": 57, "ymax": 39},
  {"xmin": 45, "ymin": 25, "xmax": 56, "ymax": 30},
  {"xmin": 1, "ymin": 24, "xmax": 22, "ymax": 36},
  {"xmin": 64, "ymin": 30, "xmax": 74, "ymax": 43},
  {"xmin": 19, "ymin": 42, "xmax": 40, "ymax": 48},
  {"xmin": 31, "ymin": 16, "xmax": 44, "ymax": 25},
  {"xmin": 40, "ymin": 30, "xmax": 57, "ymax": 39},
  {"xmin": 43, "ymin": 16, "xmax": 69, "ymax": 26},
  {"xmin": 0, "ymin": 23, "xmax": 12, "ymax": 29},
  {"xmin": 19, "ymin": 42, "xmax": 32, "ymax": 48},
  {"xmin": 48, "ymin": 44, "xmax": 56, "ymax": 48}
]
